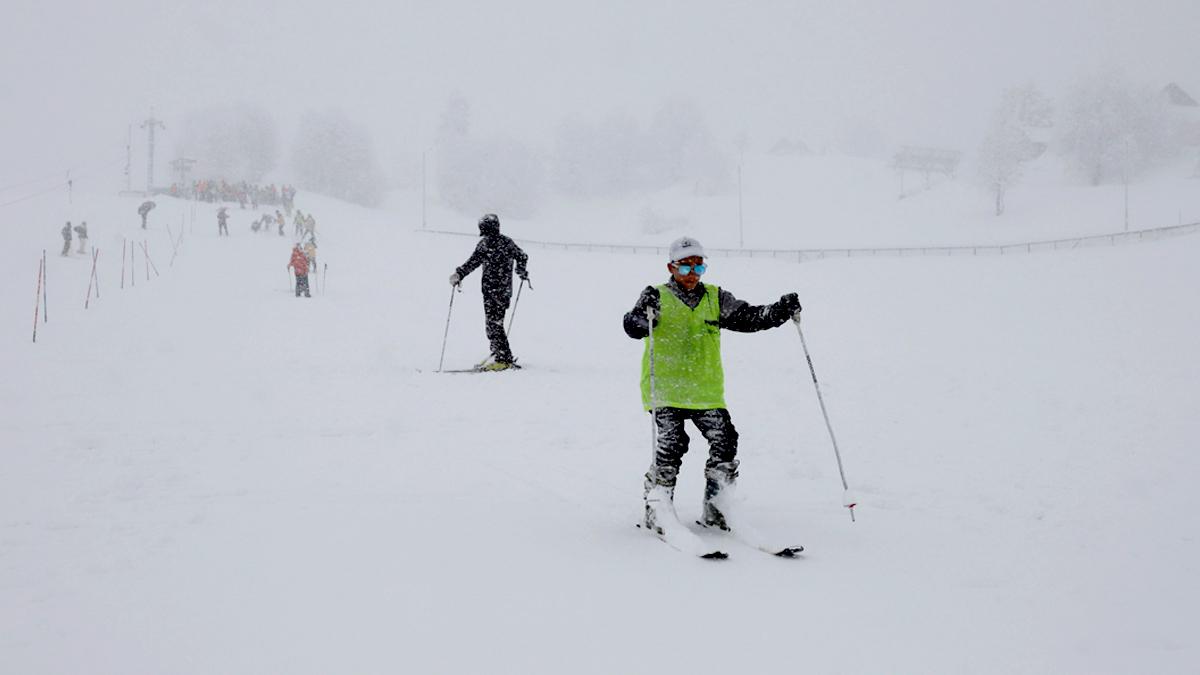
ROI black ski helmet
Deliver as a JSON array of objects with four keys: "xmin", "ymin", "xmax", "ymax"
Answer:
[{"xmin": 478, "ymin": 213, "xmax": 500, "ymax": 236}]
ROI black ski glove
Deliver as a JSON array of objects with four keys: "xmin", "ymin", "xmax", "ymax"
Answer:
[
  {"xmin": 638, "ymin": 286, "xmax": 661, "ymax": 317},
  {"xmin": 625, "ymin": 313, "xmax": 655, "ymax": 338},
  {"xmin": 623, "ymin": 287, "xmax": 661, "ymax": 339},
  {"xmin": 771, "ymin": 292, "xmax": 801, "ymax": 322}
]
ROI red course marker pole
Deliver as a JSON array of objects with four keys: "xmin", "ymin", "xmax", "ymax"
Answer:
[
  {"xmin": 85, "ymin": 249, "xmax": 99, "ymax": 308},
  {"xmin": 41, "ymin": 249, "xmax": 48, "ymax": 322}
]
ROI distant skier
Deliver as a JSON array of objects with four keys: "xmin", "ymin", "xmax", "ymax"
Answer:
[
  {"xmin": 449, "ymin": 213, "xmax": 529, "ymax": 370},
  {"xmin": 60, "ymin": 221, "xmax": 72, "ymax": 256},
  {"xmin": 137, "ymin": 200, "xmax": 156, "ymax": 229},
  {"xmin": 624, "ymin": 236, "xmax": 802, "ymax": 534},
  {"xmin": 275, "ymin": 210, "xmax": 285, "ymax": 236},
  {"xmin": 74, "ymin": 221, "xmax": 88, "ymax": 254},
  {"xmin": 217, "ymin": 207, "xmax": 229, "ymax": 236},
  {"xmin": 303, "ymin": 235, "xmax": 318, "ymax": 273},
  {"xmin": 288, "ymin": 244, "xmax": 311, "ymax": 298}
]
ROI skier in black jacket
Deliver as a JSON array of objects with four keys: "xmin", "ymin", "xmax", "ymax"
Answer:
[{"xmin": 450, "ymin": 213, "xmax": 529, "ymax": 370}]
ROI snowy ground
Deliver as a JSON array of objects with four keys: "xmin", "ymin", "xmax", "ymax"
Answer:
[{"xmin": 2, "ymin": 161, "xmax": 1199, "ymax": 673}]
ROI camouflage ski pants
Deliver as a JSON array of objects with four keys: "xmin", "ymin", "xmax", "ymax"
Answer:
[
  {"xmin": 483, "ymin": 294, "xmax": 514, "ymax": 363},
  {"xmin": 645, "ymin": 407, "xmax": 739, "ymax": 495}
]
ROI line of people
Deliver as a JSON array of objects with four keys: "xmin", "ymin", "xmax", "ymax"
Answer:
[
  {"xmin": 170, "ymin": 180, "xmax": 296, "ymax": 213},
  {"xmin": 247, "ymin": 209, "xmax": 317, "ymax": 237}
]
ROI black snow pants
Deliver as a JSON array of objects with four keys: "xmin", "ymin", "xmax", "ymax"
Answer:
[
  {"xmin": 484, "ymin": 294, "xmax": 514, "ymax": 363},
  {"xmin": 295, "ymin": 274, "xmax": 310, "ymax": 297},
  {"xmin": 646, "ymin": 407, "xmax": 739, "ymax": 497}
]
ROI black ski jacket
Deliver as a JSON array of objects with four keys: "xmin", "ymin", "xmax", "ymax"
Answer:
[
  {"xmin": 623, "ymin": 279, "xmax": 793, "ymax": 339},
  {"xmin": 456, "ymin": 234, "xmax": 529, "ymax": 303}
]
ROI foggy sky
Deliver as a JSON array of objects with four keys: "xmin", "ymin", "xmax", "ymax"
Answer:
[{"xmin": 3, "ymin": 0, "xmax": 1198, "ymax": 186}]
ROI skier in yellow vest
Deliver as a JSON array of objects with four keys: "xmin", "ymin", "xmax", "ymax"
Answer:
[{"xmin": 623, "ymin": 236, "xmax": 801, "ymax": 533}]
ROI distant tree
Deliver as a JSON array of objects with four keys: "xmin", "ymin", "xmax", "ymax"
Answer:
[
  {"xmin": 437, "ymin": 93, "xmax": 472, "ymax": 143},
  {"xmin": 550, "ymin": 113, "xmax": 643, "ymax": 199},
  {"xmin": 177, "ymin": 104, "xmax": 279, "ymax": 182},
  {"xmin": 646, "ymin": 98, "xmax": 731, "ymax": 195},
  {"xmin": 547, "ymin": 101, "xmax": 731, "ymax": 201},
  {"xmin": 1057, "ymin": 71, "xmax": 1170, "ymax": 185},
  {"xmin": 437, "ymin": 137, "xmax": 545, "ymax": 218},
  {"xmin": 433, "ymin": 95, "xmax": 545, "ymax": 217},
  {"xmin": 290, "ymin": 109, "xmax": 386, "ymax": 207},
  {"xmin": 977, "ymin": 84, "xmax": 1053, "ymax": 215}
]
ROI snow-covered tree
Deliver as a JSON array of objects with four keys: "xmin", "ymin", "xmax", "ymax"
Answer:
[
  {"xmin": 433, "ymin": 95, "xmax": 545, "ymax": 218},
  {"xmin": 550, "ymin": 113, "xmax": 643, "ymax": 199},
  {"xmin": 977, "ymin": 84, "xmax": 1053, "ymax": 215},
  {"xmin": 177, "ymin": 105, "xmax": 279, "ymax": 182},
  {"xmin": 548, "ymin": 99, "xmax": 731, "ymax": 200},
  {"xmin": 290, "ymin": 109, "xmax": 386, "ymax": 207},
  {"xmin": 646, "ymin": 98, "xmax": 731, "ymax": 195},
  {"xmin": 1058, "ymin": 72, "xmax": 1171, "ymax": 185}
]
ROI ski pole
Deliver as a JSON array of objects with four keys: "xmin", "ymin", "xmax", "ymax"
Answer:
[
  {"xmin": 121, "ymin": 239, "xmax": 126, "ymax": 289},
  {"xmin": 437, "ymin": 283, "xmax": 461, "ymax": 372},
  {"xmin": 646, "ymin": 306, "xmax": 659, "ymax": 465},
  {"xmin": 506, "ymin": 278, "xmax": 526, "ymax": 336},
  {"xmin": 793, "ymin": 316, "xmax": 857, "ymax": 521},
  {"xmin": 323, "ymin": 264, "xmax": 327, "ymax": 294}
]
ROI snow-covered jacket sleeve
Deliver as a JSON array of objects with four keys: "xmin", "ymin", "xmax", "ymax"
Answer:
[
  {"xmin": 717, "ymin": 288, "xmax": 792, "ymax": 333},
  {"xmin": 509, "ymin": 239, "xmax": 529, "ymax": 277},
  {"xmin": 623, "ymin": 285, "xmax": 661, "ymax": 339},
  {"xmin": 456, "ymin": 239, "xmax": 488, "ymax": 278}
]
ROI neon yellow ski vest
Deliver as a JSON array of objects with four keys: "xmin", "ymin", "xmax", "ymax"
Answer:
[{"xmin": 641, "ymin": 284, "xmax": 725, "ymax": 410}]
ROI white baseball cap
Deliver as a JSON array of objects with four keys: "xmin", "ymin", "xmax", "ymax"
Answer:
[{"xmin": 668, "ymin": 236, "xmax": 706, "ymax": 262}]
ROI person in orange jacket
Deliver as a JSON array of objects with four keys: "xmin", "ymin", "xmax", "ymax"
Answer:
[{"xmin": 287, "ymin": 244, "xmax": 311, "ymax": 297}]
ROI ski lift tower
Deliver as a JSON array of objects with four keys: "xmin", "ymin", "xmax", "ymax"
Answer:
[{"xmin": 140, "ymin": 112, "xmax": 166, "ymax": 195}]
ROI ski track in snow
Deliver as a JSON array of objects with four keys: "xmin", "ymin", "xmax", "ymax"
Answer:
[{"xmin": 1, "ymin": 179, "xmax": 1199, "ymax": 674}]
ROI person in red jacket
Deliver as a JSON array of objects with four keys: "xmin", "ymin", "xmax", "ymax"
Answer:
[{"xmin": 287, "ymin": 244, "xmax": 310, "ymax": 297}]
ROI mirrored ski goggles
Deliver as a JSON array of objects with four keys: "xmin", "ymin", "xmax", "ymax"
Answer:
[{"xmin": 672, "ymin": 262, "xmax": 707, "ymax": 276}]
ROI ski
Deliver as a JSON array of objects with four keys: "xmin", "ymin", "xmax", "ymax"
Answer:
[
  {"xmin": 696, "ymin": 521, "xmax": 804, "ymax": 558},
  {"xmin": 440, "ymin": 363, "xmax": 523, "ymax": 374},
  {"xmin": 640, "ymin": 487, "xmax": 728, "ymax": 559},
  {"xmin": 637, "ymin": 523, "xmax": 728, "ymax": 559}
]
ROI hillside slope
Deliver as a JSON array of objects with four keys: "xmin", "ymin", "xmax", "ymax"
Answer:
[{"xmin": 1, "ymin": 173, "xmax": 1198, "ymax": 673}]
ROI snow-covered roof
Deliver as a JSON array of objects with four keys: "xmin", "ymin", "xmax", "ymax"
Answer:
[{"xmin": 1162, "ymin": 82, "xmax": 1198, "ymax": 107}]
